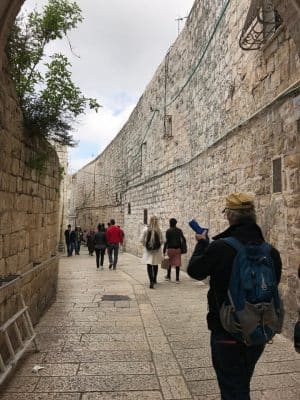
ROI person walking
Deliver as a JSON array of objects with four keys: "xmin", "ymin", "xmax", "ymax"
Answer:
[
  {"xmin": 187, "ymin": 192, "xmax": 282, "ymax": 400},
  {"xmin": 163, "ymin": 218, "xmax": 186, "ymax": 283},
  {"xmin": 64, "ymin": 224, "xmax": 72, "ymax": 256},
  {"xmin": 94, "ymin": 224, "xmax": 107, "ymax": 269},
  {"xmin": 140, "ymin": 215, "xmax": 163, "ymax": 289},
  {"xmin": 106, "ymin": 219, "xmax": 122, "ymax": 269},
  {"xmin": 74, "ymin": 226, "xmax": 81, "ymax": 255},
  {"xmin": 69, "ymin": 227, "xmax": 76, "ymax": 256},
  {"xmin": 86, "ymin": 229, "xmax": 95, "ymax": 256}
]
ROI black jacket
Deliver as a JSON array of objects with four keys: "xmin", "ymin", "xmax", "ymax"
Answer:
[
  {"xmin": 187, "ymin": 223, "xmax": 282, "ymax": 332},
  {"xmin": 163, "ymin": 227, "xmax": 185, "ymax": 252},
  {"xmin": 94, "ymin": 231, "xmax": 107, "ymax": 249}
]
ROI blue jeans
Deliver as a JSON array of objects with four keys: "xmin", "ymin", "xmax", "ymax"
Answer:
[
  {"xmin": 66, "ymin": 241, "xmax": 72, "ymax": 256},
  {"xmin": 70, "ymin": 241, "xmax": 75, "ymax": 255},
  {"xmin": 107, "ymin": 244, "xmax": 119, "ymax": 268},
  {"xmin": 211, "ymin": 330, "xmax": 264, "ymax": 400},
  {"xmin": 75, "ymin": 240, "xmax": 80, "ymax": 255}
]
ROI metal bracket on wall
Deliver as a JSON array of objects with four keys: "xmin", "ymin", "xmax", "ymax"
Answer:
[{"xmin": 0, "ymin": 294, "xmax": 39, "ymax": 385}]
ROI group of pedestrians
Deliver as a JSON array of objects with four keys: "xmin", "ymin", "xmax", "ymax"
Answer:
[
  {"xmin": 64, "ymin": 219, "xmax": 124, "ymax": 270},
  {"xmin": 140, "ymin": 216, "xmax": 187, "ymax": 288},
  {"xmin": 64, "ymin": 225, "xmax": 83, "ymax": 256},
  {"xmin": 63, "ymin": 192, "xmax": 295, "ymax": 400}
]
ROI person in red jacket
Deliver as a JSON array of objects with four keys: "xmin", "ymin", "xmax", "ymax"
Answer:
[{"xmin": 106, "ymin": 219, "xmax": 122, "ymax": 269}]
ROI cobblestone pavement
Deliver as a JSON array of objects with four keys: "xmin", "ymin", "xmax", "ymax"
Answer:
[{"xmin": 1, "ymin": 250, "xmax": 300, "ymax": 399}]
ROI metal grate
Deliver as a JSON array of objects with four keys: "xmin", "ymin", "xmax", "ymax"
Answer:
[
  {"xmin": 101, "ymin": 295, "xmax": 131, "ymax": 301},
  {"xmin": 239, "ymin": 0, "xmax": 282, "ymax": 50}
]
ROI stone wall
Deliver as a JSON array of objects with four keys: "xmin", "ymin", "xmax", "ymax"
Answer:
[
  {"xmin": 0, "ymin": 61, "xmax": 61, "ymax": 324},
  {"xmin": 273, "ymin": 0, "xmax": 300, "ymax": 53},
  {"xmin": 70, "ymin": 0, "xmax": 300, "ymax": 337}
]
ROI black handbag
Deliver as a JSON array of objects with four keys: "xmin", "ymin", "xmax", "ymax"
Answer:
[{"xmin": 180, "ymin": 235, "xmax": 187, "ymax": 254}]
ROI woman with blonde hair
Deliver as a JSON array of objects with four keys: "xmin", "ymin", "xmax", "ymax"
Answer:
[{"xmin": 140, "ymin": 215, "xmax": 163, "ymax": 288}]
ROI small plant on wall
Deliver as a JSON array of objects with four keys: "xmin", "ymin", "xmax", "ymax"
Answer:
[
  {"xmin": 26, "ymin": 152, "xmax": 49, "ymax": 173},
  {"xmin": 6, "ymin": 0, "xmax": 100, "ymax": 147}
]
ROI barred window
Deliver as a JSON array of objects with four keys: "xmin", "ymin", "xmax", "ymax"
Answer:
[{"xmin": 239, "ymin": 0, "xmax": 282, "ymax": 51}]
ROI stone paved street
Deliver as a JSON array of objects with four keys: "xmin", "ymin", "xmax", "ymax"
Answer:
[{"xmin": 1, "ymin": 250, "xmax": 300, "ymax": 399}]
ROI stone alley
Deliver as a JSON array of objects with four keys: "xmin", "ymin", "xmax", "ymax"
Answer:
[{"xmin": 1, "ymin": 250, "xmax": 299, "ymax": 400}]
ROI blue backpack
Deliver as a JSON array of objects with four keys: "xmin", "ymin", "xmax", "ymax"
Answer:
[{"xmin": 220, "ymin": 237, "xmax": 284, "ymax": 346}]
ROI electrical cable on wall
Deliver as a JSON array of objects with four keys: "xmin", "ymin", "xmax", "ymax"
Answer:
[{"xmin": 127, "ymin": 0, "xmax": 231, "ymax": 173}]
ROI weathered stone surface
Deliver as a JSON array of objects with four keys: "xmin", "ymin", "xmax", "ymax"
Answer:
[
  {"xmin": 35, "ymin": 375, "xmax": 159, "ymax": 392},
  {"xmin": 78, "ymin": 361, "xmax": 155, "ymax": 375},
  {"xmin": 0, "ymin": 395, "xmax": 81, "ymax": 400},
  {"xmin": 159, "ymin": 376, "xmax": 192, "ymax": 399},
  {"xmin": 1, "ymin": 251, "xmax": 299, "ymax": 399},
  {"xmin": 82, "ymin": 392, "xmax": 163, "ymax": 400},
  {"xmin": 0, "ymin": 65, "xmax": 61, "ymax": 330}
]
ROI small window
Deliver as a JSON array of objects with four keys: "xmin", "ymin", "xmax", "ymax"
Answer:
[
  {"xmin": 273, "ymin": 158, "xmax": 282, "ymax": 193},
  {"xmin": 164, "ymin": 115, "xmax": 172, "ymax": 137},
  {"xmin": 143, "ymin": 209, "xmax": 148, "ymax": 225},
  {"xmin": 128, "ymin": 203, "xmax": 131, "ymax": 215}
]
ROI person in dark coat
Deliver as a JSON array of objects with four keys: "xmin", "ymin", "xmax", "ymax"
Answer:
[
  {"xmin": 163, "ymin": 218, "xmax": 186, "ymax": 283},
  {"xmin": 86, "ymin": 229, "xmax": 95, "ymax": 256},
  {"xmin": 187, "ymin": 192, "xmax": 282, "ymax": 400},
  {"xmin": 64, "ymin": 224, "xmax": 72, "ymax": 256},
  {"xmin": 94, "ymin": 224, "xmax": 107, "ymax": 269},
  {"xmin": 69, "ymin": 228, "xmax": 76, "ymax": 256}
]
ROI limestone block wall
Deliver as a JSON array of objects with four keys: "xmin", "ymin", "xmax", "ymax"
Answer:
[
  {"xmin": 69, "ymin": 132, "xmax": 126, "ymax": 229},
  {"xmin": 70, "ymin": 0, "xmax": 299, "ymax": 337},
  {"xmin": 55, "ymin": 145, "xmax": 69, "ymax": 249},
  {"xmin": 0, "ymin": 60, "xmax": 61, "ymax": 325}
]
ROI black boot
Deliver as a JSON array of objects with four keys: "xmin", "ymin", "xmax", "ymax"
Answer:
[
  {"xmin": 153, "ymin": 265, "xmax": 158, "ymax": 284},
  {"xmin": 147, "ymin": 264, "xmax": 154, "ymax": 288}
]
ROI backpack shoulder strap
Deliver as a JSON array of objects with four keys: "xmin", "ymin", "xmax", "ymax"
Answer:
[
  {"xmin": 223, "ymin": 237, "xmax": 272, "ymax": 256},
  {"xmin": 222, "ymin": 237, "xmax": 244, "ymax": 252}
]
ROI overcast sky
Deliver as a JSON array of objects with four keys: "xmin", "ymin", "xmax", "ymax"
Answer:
[{"xmin": 22, "ymin": 0, "xmax": 195, "ymax": 172}]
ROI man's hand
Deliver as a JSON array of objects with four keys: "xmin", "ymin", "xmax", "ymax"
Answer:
[{"xmin": 195, "ymin": 231, "xmax": 208, "ymax": 241}]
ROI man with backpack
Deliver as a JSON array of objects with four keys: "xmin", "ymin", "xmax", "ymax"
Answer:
[{"xmin": 187, "ymin": 192, "xmax": 283, "ymax": 400}]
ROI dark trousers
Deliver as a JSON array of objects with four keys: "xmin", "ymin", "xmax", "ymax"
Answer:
[
  {"xmin": 108, "ymin": 243, "xmax": 119, "ymax": 268},
  {"xmin": 211, "ymin": 331, "xmax": 264, "ymax": 400},
  {"xmin": 95, "ymin": 248, "xmax": 105, "ymax": 268},
  {"xmin": 70, "ymin": 241, "xmax": 75, "ymax": 255},
  {"xmin": 75, "ymin": 240, "xmax": 80, "ymax": 255},
  {"xmin": 166, "ymin": 266, "xmax": 180, "ymax": 281},
  {"xmin": 147, "ymin": 264, "xmax": 158, "ymax": 283},
  {"xmin": 66, "ymin": 240, "xmax": 72, "ymax": 256}
]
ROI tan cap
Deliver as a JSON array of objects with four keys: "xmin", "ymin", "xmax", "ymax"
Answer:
[{"xmin": 224, "ymin": 192, "xmax": 254, "ymax": 210}]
